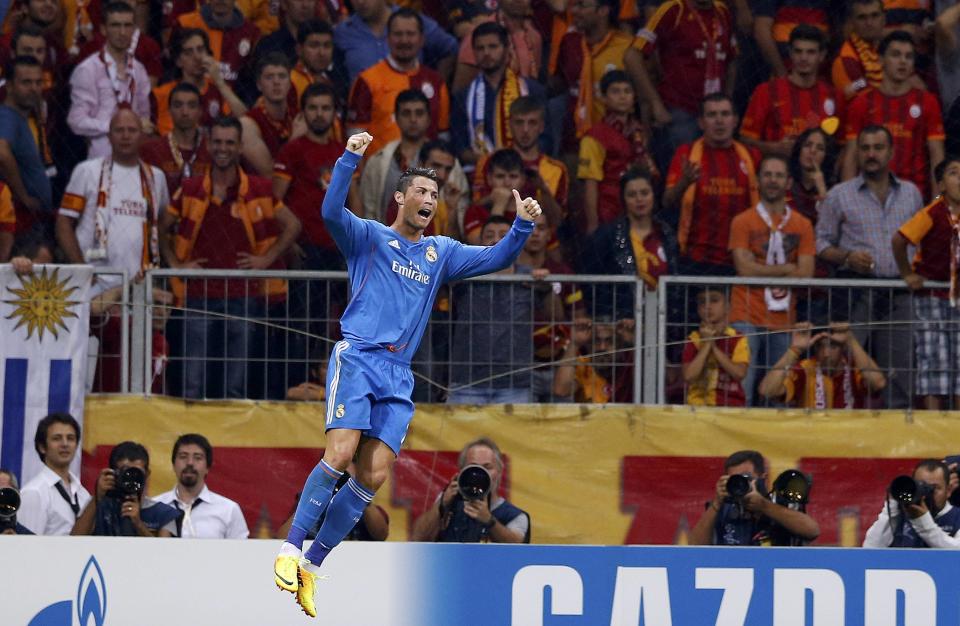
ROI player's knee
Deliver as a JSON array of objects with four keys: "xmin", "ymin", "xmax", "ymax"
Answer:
[
  {"xmin": 355, "ymin": 466, "xmax": 388, "ymax": 491},
  {"xmin": 322, "ymin": 445, "xmax": 355, "ymax": 472}
]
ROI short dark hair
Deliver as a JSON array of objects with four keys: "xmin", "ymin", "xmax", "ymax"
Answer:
[
  {"xmin": 6, "ymin": 55, "xmax": 41, "ymax": 81},
  {"xmin": 459, "ymin": 437, "xmax": 504, "ymax": 471},
  {"xmin": 419, "ymin": 139, "xmax": 454, "ymax": 163},
  {"xmin": 851, "ymin": 0, "xmax": 883, "ymax": 7},
  {"xmin": 600, "ymin": 69, "xmax": 632, "ymax": 94},
  {"xmin": 508, "ymin": 95, "xmax": 545, "ymax": 118},
  {"xmin": 724, "ymin": 450, "xmax": 765, "ymax": 475},
  {"xmin": 758, "ymin": 153, "xmax": 790, "ymax": 173},
  {"xmin": 488, "ymin": 148, "xmax": 524, "ymax": 174},
  {"xmin": 857, "ymin": 124, "xmax": 893, "ymax": 146},
  {"xmin": 482, "ymin": 215, "xmax": 513, "ymax": 232},
  {"xmin": 212, "ymin": 115, "xmax": 243, "ymax": 138},
  {"xmin": 879, "ymin": 30, "xmax": 915, "ymax": 56},
  {"xmin": 102, "ymin": 0, "xmax": 135, "ymax": 22},
  {"xmin": 109, "ymin": 441, "xmax": 150, "ymax": 471},
  {"xmin": 914, "ymin": 459, "xmax": 950, "ymax": 485},
  {"xmin": 297, "ymin": 18, "xmax": 333, "ymax": 46},
  {"xmin": 256, "ymin": 51, "xmax": 291, "ymax": 79},
  {"xmin": 387, "ymin": 7, "xmax": 423, "ymax": 34},
  {"xmin": 11, "ymin": 24, "xmax": 44, "ymax": 50},
  {"xmin": 789, "ymin": 24, "xmax": 826, "ymax": 50},
  {"xmin": 934, "ymin": 156, "xmax": 960, "ymax": 183},
  {"xmin": 300, "ymin": 82, "xmax": 336, "ymax": 110},
  {"xmin": 34, "ymin": 413, "xmax": 81, "ymax": 463},
  {"xmin": 699, "ymin": 92, "xmax": 735, "ymax": 117},
  {"xmin": 472, "ymin": 21, "xmax": 508, "ymax": 47},
  {"xmin": 172, "ymin": 433, "xmax": 213, "ymax": 467},
  {"xmin": 396, "ymin": 167, "xmax": 440, "ymax": 193},
  {"xmin": 619, "ymin": 167, "xmax": 656, "ymax": 205},
  {"xmin": 598, "ymin": 0, "xmax": 620, "ymax": 25},
  {"xmin": 168, "ymin": 81, "xmax": 202, "ymax": 106},
  {"xmin": 172, "ymin": 27, "xmax": 211, "ymax": 60},
  {"xmin": 394, "ymin": 88, "xmax": 430, "ymax": 116}
]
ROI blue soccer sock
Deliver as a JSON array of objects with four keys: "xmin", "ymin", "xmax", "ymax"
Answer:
[
  {"xmin": 303, "ymin": 477, "xmax": 374, "ymax": 567},
  {"xmin": 285, "ymin": 460, "xmax": 343, "ymax": 550}
]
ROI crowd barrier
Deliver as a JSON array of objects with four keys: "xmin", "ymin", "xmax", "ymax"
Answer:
[
  {"xmin": 79, "ymin": 270, "xmax": 947, "ymax": 409},
  {"xmin": 1, "ymin": 536, "xmax": 955, "ymax": 625},
  {"xmin": 81, "ymin": 397, "xmax": 960, "ymax": 547}
]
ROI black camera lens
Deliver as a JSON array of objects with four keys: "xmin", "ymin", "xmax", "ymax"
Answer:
[
  {"xmin": 118, "ymin": 467, "xmax": 146, "ymax": 497},
  {"xmin": 773, "ymin": 469, "xmax": 811, "ymax": 505},
  {"xmin": 457, "ymin": 464, "xmax": 492, "ymax": 501},
  {"xmin": 890, "ymin": 475, "xmax": 925, "ymax": 506},
  {"xmin": 0, "ymin": 487, "xmax": 20, "ymax": 517},
  {"xmin": 726, "ymin": 474, "xmax": 752, "ymax": 499}
]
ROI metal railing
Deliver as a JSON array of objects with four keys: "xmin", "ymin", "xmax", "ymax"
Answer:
[
  {"xmin": 140, "ymin": 269, "xmax": 647, "ymax": 403},
  {"xmin": 91, "ymin": 271, "xmax": 957, "ymax": 408},
  {"xmin": 652, "ymin": 276, "xmax": 952, "ymax": 408},
  {"xmin": 87, "ymin": 268, "xmax": 130, "ymax": 394}
]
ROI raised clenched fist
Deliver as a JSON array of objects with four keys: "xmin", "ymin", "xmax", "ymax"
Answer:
[{"xmin": 346, "ymin": 132, "xmax": 374, "ymax": 156}]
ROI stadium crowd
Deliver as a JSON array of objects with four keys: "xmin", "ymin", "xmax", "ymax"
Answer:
[{"xmin": 0, "ymin": 0, "xmax": 959, "ymax": 407}]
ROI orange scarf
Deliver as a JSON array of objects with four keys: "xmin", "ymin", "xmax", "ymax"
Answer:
[
  {"xmin": 851, "ymin": 34, "xmax": 883, "ymax": 88},
  {"xmin": 574, "ymin": 31, "xmax": 616, "ymax": 138},
  {"xmin": 678, "ymin": 139, "xmax": 759, "ymax": 253},
  {"xmin": 495, "ymin": 68, "xmax": 524, "ymax": 148}
]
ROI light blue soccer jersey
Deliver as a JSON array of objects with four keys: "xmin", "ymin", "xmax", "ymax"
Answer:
[{"xmin": 322, "ymin": 149, "xmax": 534, "ymax": 364}]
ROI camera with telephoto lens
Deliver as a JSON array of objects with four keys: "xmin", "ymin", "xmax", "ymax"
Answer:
[
  {"xmin": 725, "ymin": 474, "xmax": 753, "ymax": 501},
  {"xmin": 890, "ymin": 475, "xmax": 934, "ymax": 507},
  {"xmin": 0, "ymin": 486, "xmax": 20, "ymax": 532},
  {"xmin": 770, "ymin": 469, "xmax": 812, "ymax": 511},
  {"xmin": 456, "ymin": 464, "xmax": 492, "ymax": 501},
  {"xmin": 107, "ymin": 466, "xmax": 146, "ymax": 500}
]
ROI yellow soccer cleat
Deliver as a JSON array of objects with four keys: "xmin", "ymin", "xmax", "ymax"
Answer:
[
  {"xmin": 274, "ymin": 554, "xmax": 299, "ymax": 593},
  {"xmin": 296, "ymin": 560, "xmax": 320, "ymax": 618}
]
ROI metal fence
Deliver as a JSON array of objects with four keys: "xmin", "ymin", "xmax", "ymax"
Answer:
[
  {"xmin": 140, "ymin": 270, "xmax": 646, "ymax": 403},
  {"xmin": 86, "ymin": 271, "xmax": 957, "ymax": 409},
  {"xmin": 87, "ymin": 268, "xmax": 130, "ymax": 394},
  {"xmin": 653, "ymin": 276, "xmax": 952, "ymax": 408}
]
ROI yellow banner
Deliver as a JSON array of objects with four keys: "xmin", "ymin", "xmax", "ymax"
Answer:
[{"xmin": 83, "ymin": 397, "xmax": 959, "ymax": 546}]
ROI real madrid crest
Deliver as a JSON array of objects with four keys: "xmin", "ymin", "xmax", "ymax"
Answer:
[
  {"xmin": 425, "ymin": 245, "xmax": 438, "ymax": 263},
  {"xmin": 336, "ymin": 404, "xmax": 345, "ymax": 418},
  {"xmin": 239, "ymin": 38, "xmax": 251, "ymax": 57}
]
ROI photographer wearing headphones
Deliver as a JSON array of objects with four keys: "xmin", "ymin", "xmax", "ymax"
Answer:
[
  {"xmin": 71, "ymin": 442, "xmax": 179, "ymax": 537},
  {"xmin": 863, "ymin": 459, "xmax": 960, "ymax": 548},
  {"xmin": 411, "ymin": 437, "xmax": 530, "ymax": 543},
  {"xmin": 0, "ymin": 469, "xmax": 33, "ymax": 535},
  {"xmin": 689, "ymin": 450, "xmax": 820, "ymax": 546}
]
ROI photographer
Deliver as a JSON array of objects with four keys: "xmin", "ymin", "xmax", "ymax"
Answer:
[
  {"xmin": 71, "ymin": 442, "xmax": 179, "ymax": 537},
  {"xmin": 0, "ymin": 469, "xmax": 33, "ymax": 535},
  {"xmin": 411, "ymin": 438, "xmax": 530, "ymax": 543},
  {"xmin": 863, "ymin": 459, "xmax": 960, "ymax": 548},
  {"xmin": 689, "ymin": 450, "xmax": 820, "ymax": 546}
]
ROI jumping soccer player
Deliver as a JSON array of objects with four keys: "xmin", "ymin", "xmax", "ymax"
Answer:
[{"xmin": 273, "ymin": 132, "xmax": 541, "ymax": 617}]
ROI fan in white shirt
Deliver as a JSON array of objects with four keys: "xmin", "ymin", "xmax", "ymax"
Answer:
[
  {"xmin": 17, "ymin": 414, "xmax": 92, "ymax": 535},
  {"xmin": 56, "ymin": 107, "xmax": 169, "ymax": 298},
  {"xmin": 154, "ymin": 433, "xmax": 249, "ymax": 539}
]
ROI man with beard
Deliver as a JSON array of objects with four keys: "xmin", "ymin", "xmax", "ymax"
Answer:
[
  {"xmin": 274, "ymin": 82, "xmax": 350, "ymax": 271},
  {"xmin": 273, "ymin": 131, "xmax": 540, "ymax": 617},
  {"xmin": 155, "ymin": 433, "xmax": 248, "ymax": 538},
  {"xmin": 451, "ymin": 21, "xmax": 545, "ymax": 168},
  {"xmin": 346, "ymin": 8, "xmax": 449, "ymax": 156},
  {"xmin": 817, "ymin": 125, "xmax": 922, "ymax": 408},
  {"xmin": 759, "ymin": 321, "xmax": 885, "ymax": 408},
  {"xmin": 728, "ymin": 154, "xmax": 815, "ymax": 405},
  {"xmin": 0, "ymin": 55, "xmax": 52, "ymax": 233}
]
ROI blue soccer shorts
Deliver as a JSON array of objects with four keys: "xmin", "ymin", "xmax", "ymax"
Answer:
[{"xmin": 324, "ymin": 340, "xmax": 415, "ymax": 454}]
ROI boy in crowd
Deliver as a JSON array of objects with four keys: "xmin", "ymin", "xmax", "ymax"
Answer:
[{"xmin": 682, "ymin": 288, "xmax": 750, "ymax": 406}]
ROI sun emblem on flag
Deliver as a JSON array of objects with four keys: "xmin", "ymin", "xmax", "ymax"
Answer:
[{"xmin": 4, "ymin": 267, "xmax": 82, "ymax": 341}]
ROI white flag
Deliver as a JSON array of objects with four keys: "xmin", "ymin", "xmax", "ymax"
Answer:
[{"xmin": 0, "ymin": 264, "xmax": 92, "ymax": 485}]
